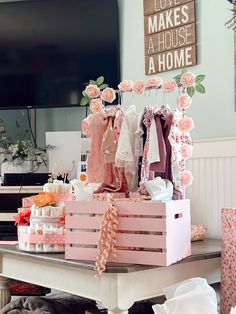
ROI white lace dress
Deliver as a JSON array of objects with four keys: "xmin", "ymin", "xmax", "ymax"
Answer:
[{"xmin": 115, "ymin": 105, "xmax": 143, "ymax": 191}]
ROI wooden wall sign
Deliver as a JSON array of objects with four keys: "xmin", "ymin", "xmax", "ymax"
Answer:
[{"xmin": 144, "ymin": 0, "xmax": 197, "ymax": 74}]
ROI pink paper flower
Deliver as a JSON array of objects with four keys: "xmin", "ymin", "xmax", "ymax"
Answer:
[
  {"xmin": 101, "ymin": 87, "xmax": 116, "ymax": 103},
  {"xmin": 180, "ymin": 72, "xmax": 196, "ymax": 88},
  {"xmin": 181, "ymin": 144, "xmax": 193, "ymax": 160},
  {"xmin": 177, "ymin": 94, "xmax": 192, "ymax": 110},
  {"xmin": 181, "ymin": 170, "xmax": 193, "ymax": 187},
  {"xmin": 179, "ymin": 117, "xmax": 194, "ymax": 132},
  {"xmin": 118, "ymin": 80, "xmax": 133, "ymax": 92},
  {"xmin": 84, "ymin": 84, "xmax": 100, "ymax": 98},
  {"xmin": 132, "ymin": 80, "xmax": 145, "ymax": 94},
  {"xmin": 146, "ymin": 76, "xmax": 163, "ymax": 88},
  {"xmin": 162, "ymin": 79, "xmax": 177, "ymax": 93},
  {"xmin": 90, "ymin": 98, "xmax": 103, "ymax": 113}
]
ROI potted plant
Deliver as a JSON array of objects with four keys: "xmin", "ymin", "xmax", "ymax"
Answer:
[{"xmin": 0, "ymin": 133, "xmax": 53, "ymax": 177}]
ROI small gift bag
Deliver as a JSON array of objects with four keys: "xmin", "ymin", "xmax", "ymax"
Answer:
[
  {"xmin": 221, "ymin": 208, "xmax": 236, "ymax": 314},
  {"xmin": 191, "ymin": 225, "xmax": 207, "ymax": 242}
]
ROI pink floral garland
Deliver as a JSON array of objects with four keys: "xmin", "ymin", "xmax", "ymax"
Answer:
[{"xmin": 94, "ymin": 194, "xmax": 118, "ymax": 277}]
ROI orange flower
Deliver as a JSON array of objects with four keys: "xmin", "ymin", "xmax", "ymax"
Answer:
[{"xmin": 33, "ymin": 192, "xmax": 56, "ymax": 207}]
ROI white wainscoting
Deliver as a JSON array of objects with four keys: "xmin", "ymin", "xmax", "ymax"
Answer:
[{"xmin": 186, "ymin": 137, "xmax": 236, "ymax": 239}]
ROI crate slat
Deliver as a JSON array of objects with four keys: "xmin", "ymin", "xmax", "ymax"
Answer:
[
  {"xmin": 65, "ymin": 199, "xmax": 168, "ymax": 216},
  {"xmin": 65, "ymin": 246, "xmax": 168, "ymax": 266},
  {"xmin": 65, "ymin": 231, "xmax": 167, "ymax": 249},
  {"xmin": 66, "ymin": 216, "xmax": 167, "ymax": 232}
]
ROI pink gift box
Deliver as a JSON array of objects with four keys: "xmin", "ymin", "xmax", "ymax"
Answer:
[
  {"xmin": 22, "ymin": 192, "xmax": 73, "ymax": 207},
  {"xmin": 22, "ymin": 196, "xmax": 35, "ymax": 208},
  {"xmin": 65, "ymin": 199, "xmax": 191, "ymax": 266},
  {"xmin": 221, "ymin": 208, "xmax": 236, "ymax": 314},
  {"xmin": 93, "ymin": 193, "xmax": 126, "ymax": 201}
]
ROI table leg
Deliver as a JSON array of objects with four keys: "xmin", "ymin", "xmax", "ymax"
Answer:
[
  {"xmin": 0, "ymin": 276, "xmax": 11, "ymax": 309},
  {"xmin": 100, "ymin": 274, "xmax": 134, "ymax": 314}
]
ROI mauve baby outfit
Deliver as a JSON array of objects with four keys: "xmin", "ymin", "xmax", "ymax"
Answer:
[{"xmin": 150, "ymin": 108, "xmax": 173, "ymax": 182}]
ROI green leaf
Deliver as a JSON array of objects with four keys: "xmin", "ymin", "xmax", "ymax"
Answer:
[
  {"xmin": 174, "ymin": 74, "xmax": 181, "ymax": 84},
  {"xmin": 82, "ymin": 90, "xmax": 87, "ymax": 97},
  {"xmin": 80, "ymin": 96, "xmax": 89, "ymax": 106},
  {"xmin": 181, "ymin": 68, "xmax": 187, "ymax": 75},
  {"xmin": 195, "ymin": 84, "xmax": 206, "ymax": 94},
  {"xmin": 174, "ymin": 74, "xmax": 181, "ymax": 80},
  {"xmin": 96, "ymin": 76, "xmax": 104, "ymax": 86},
  {"xmin": 195, "ymin": 75, "xmax": 206, "ymax": 84},
  {"xmin": 89, "ymin": 80, "xmax": 97, "ymax": 85},
  {"xmin": 187, "ymin": 86, "xmax": 195, "ymax": 97},
  {"xmin": 99, "ymin": 84, "xmax": 109, "ymax": 90}
]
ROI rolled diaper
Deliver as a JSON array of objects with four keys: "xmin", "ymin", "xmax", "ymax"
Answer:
[
  {"xmin": 42, "ymin": 206, "xmax": 51, "ymax": 217},
  {"xmin": 53, "ymin": 228, "xmax": 64, "ymax": 252},
  {"xmin": 43, "ymin": 228, "xmax": 54, "ymax": 252},
  {"xmin": 35, "ymin": 207, "xmax": 42, "ymax": 216},
  {"xmin": 35, "ymin": 224, "xmax": 43, "ymax": 252},
  {"xmin": 27, "ymin": 227, "xmax": 36, "ymax": 251}
]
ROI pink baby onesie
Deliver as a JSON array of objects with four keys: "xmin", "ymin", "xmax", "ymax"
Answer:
[
  {"xmin": 102, "ymin": 112, "xmax": 119, "ymax": 187},
  {"xmin": 102, "ymin": 106, "xmax": 124, "ymax": 163},
  {"xmin": 102, "ymin": 116, "xmax": 117, "ymax": 164},
  {"xmin": 95, "ymin": 105, "xmax": 129, "ymax": 196},
  {"xmin": 82, "ymin": 108, "xmax": 116, "ymax": 184}
]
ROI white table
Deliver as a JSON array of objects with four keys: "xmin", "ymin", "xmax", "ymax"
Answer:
[{"xmin": 0, "ymin": 239, "xmax": 221, "ymax": 314}]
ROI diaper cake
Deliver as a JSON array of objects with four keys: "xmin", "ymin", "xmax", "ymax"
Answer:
[{"xmin": 17, "ymin": 180, "xmax": 72, "ymax": 253}]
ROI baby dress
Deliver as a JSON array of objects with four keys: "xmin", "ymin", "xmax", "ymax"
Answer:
[
  {"xmin": 101, "ymin": 107, "xmax": 123, "ymax": 187},
  {"xmin": 82, "ymin": 108, "xmax": 116, "ymax": 184},
  {"xmin": 115, "ymin": 105, "xmax": 143, "ymax": 192}
]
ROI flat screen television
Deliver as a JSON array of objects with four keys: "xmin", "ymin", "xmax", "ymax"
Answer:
[{"xmin": 0, "ymin": 0, "xmax": 120, "ymax": 109}]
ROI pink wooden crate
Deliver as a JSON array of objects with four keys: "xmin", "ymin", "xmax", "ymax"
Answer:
[{"xmin": 65, "ymin": 199, "xmax": 191, "ymax": 266}]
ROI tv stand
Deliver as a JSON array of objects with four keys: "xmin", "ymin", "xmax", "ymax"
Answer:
[
  {"xmin": 0, "ymin": 186, "xmax": 43, "ymax": 240},
  {"xmin": 0, "ymin": 186, "xmax": 43, "ymax": 194}
]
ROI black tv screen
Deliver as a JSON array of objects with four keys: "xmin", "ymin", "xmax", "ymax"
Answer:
[{"xmin": 0, "ymin": 0, "xmax": 120, "ymax": 109}]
